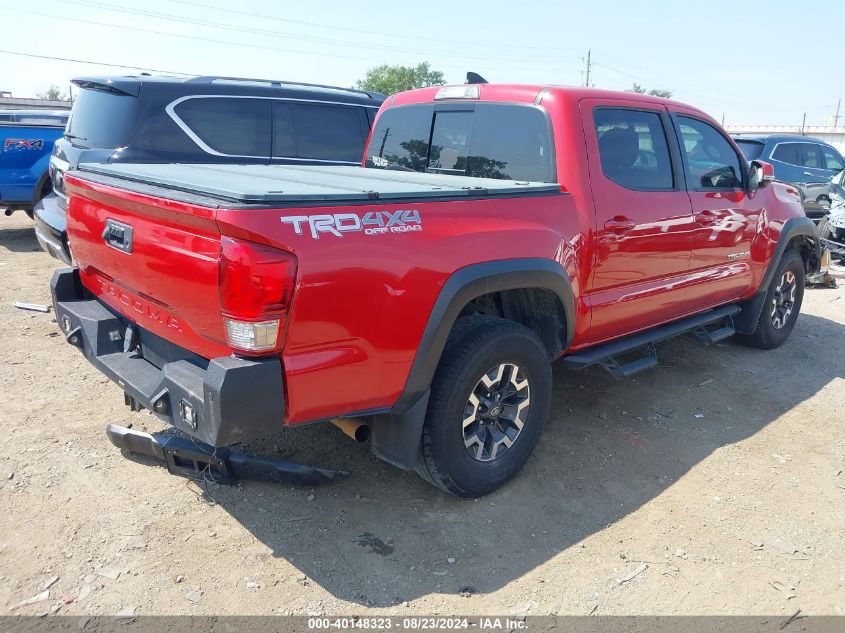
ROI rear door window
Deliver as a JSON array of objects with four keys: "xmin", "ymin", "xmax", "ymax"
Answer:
[
  {"xmin": 822, "ymin": 146, "xmax": 844, "ymax": 171},
  {"xmin": 593, "ymin": 108, "xmax": 674, "ymax": 190},
  {"xmin": 287, "ymin": 104, "xmax": 367, "ymax": 162},
  {"xmin": 799, "ymin": 143, "xmax": 822, "ymax": 169},
  {"xmin": 772, "ymin": 142, "xmax": 800, "ymax": 165},
  {"xmin": 676, "ymin": 116, "xmax": 743, "ymax": 189},
  {"xmin": 174, "ymin": 97, "xmax": 270, "ymax": 157}
]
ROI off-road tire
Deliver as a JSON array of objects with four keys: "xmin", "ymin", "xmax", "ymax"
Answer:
[
  {"xmin": 416, "ymin": 315, "xmax": 552, "ymax": 497},
  {"xmin": 736, "ymin": 249, "xmax": 805, "ymax": 349}
]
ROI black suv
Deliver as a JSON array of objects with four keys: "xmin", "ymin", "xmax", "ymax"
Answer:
[{"xmin": 34, "ymin": 75, "xmax": 384, "ymax": 263}]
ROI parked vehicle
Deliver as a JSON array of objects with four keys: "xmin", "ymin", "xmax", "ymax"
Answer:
[
  {"xmin": 51, "ymin": 84, "xmax": 820, "ymax": 497},
  {"xmin": 817, "ymin": 170, "xmax": 845, "ymax": 259},
  {"xmin": 733, "ymin": 134, "xmax": 844, "ymax": 218},
  {"xmin": 33, "ymin": 75, "xmax": 385, "ymax": 263},
  {"xmin": 0, "ymin": 109, "xmax": 69, "ymax": 218}
]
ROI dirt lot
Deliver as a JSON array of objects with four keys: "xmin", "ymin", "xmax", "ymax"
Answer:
[{"xmin": 0, "ymin": 213, "xmax": 843, "ymax": 617}]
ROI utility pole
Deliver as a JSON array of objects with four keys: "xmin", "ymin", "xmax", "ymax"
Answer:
[
  {"xmin": 834, "ymin": 98, "xmax": 841, "ymax": 128},
  {"xmin": 801, "ymin": 112, "xmax": 807, "ymax": 135},
  {"xmin": 584, "ymin": 50, "xmax": 592, "ymax": 88}
]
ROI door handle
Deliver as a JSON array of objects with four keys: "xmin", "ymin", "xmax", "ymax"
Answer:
[
  {"xmin": 603, "ymin": 217, "xmax": 635, "ymax": 233},
  {"xmin": 695, "ymin": 210, "xmax": 720, "ymax": 225}
]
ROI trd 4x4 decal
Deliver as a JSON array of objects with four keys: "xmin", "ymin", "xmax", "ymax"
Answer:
[{"xmin": 281, "ymin": 210, "xmax": 422, "ymax": 239}]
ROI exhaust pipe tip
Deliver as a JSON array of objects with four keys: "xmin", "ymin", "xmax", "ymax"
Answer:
[
  {"xmin": 331, "ymin": 418, "xmax": 371, "ymax": 442},
  {"xmin": 4, "ymin": 209, "xmax": 13, "ymax": 216}
]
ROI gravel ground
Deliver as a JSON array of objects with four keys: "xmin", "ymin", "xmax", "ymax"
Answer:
[{"xmin": 0, "ymin": 213, "xmax": 843, "ymax": 617}]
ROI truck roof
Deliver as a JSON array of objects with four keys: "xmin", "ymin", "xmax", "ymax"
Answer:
[
  {"xmin": 389, "ymin": 83, "xmax": 708, "ymax": 119},
  {"xmin": 71, "ymin": 75, "xmax": 384, "ymax": 104},
  {"xmin": 73, "ymin": 163, "xmax": 560, "ymax": 205}
]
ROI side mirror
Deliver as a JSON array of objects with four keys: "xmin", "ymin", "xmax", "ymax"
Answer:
[{"xmin": 748, "ymin": 160, "xmax": 775, "ymax": 196}]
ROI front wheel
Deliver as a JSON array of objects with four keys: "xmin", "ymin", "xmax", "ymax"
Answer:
[
  {"xmin": 416, "ymin": 315, "xmax": 552, "ymax": 497},
  {"xmin": 736, "ymin": 250, "xmax": 805, "ymax": 349}
]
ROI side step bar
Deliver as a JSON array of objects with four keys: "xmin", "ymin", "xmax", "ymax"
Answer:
[
  {"xmin": 106, "ymin": 424, "xmax": 347, "ymax": 486},
  {"xmin": 562, "ymin": 304, "xmax": 740, "ymax": 378}
]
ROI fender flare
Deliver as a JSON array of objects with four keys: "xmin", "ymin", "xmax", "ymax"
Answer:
[
  {"xmin": 735, "ymin": 216, "xmax": 820, "ymax": 334},
  {"xmin": 369, "ymin": 258, "xmax": 575, "ymax": 470},
  {"xmin": 32, "ymin": 169, "xmax": 52, "ymax": 205}
]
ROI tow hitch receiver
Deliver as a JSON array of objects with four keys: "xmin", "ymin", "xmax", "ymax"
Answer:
[{"xmin": 105, "ymin": 424, "xmax": 347, "ymax": 486}]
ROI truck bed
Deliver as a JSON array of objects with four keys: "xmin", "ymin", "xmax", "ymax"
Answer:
[{"xmin": 74, "ymin": 163, "xmax": 560, "ymax": 206}]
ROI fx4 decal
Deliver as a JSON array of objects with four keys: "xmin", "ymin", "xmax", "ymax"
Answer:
[
  {"xmin": 3, "ymin": 138, "xmax": 44, "ymax": 150},
  {"xmin": 281, "ymin": 210, "xmax": 422, "ymax": 239}
]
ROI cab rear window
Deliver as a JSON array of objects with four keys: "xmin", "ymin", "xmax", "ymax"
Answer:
[{"xmin": 366, "ymin": 103, "xmax": 554, "ymax": 182}]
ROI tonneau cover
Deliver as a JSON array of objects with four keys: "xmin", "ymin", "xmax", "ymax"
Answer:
[{"xmin": 74, "ymin": 163, "xmax": 560, "ymax": 204}]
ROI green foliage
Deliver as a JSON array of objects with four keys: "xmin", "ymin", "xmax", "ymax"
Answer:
[
  {"xmin": 36, "ymin": 84, "xmax": 68, "ymax": 101},
  {"xmin": 626, "ymin": 83, "xmax": 673, "ymax": 98},
  {"xmin": 356, "ymin": 62, "xmax": 445, "ymax": 96}
]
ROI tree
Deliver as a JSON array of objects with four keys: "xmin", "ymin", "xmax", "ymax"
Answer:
[
  {"xmin": 627, "ymin": 83, "xmax": 672, "ymax": 98},
  {"xmin": 356, "ymin": 62, "xmax": 445, "ymax": 96},
  {"xmin": 36, "ymin": 84, "xmax": 68, "ymax": 101}
]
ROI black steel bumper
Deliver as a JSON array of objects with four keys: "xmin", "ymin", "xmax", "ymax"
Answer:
[
  {"xmin": 106, "ymin": 424, "xmax": 345, "ymax": 486},
  {"xmin": 51, "ymin": 268, "xmax": 286, "ymax": 447},
  {"xmin": 33, "ymin": 193, "xmax": 72, "ymax": 264}
]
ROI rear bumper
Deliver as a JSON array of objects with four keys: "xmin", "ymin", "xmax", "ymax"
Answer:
[
  {"xmin": 33, "ymin": 193, "xmax": 72, "ymax": 264},
  {"xmin": 51, "ymin": 268, "xmax": 286, "ymax": 447}
]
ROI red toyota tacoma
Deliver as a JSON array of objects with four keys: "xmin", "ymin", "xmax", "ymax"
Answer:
[{"xmin": 51, "ymin": 84, "xmax": 820, "ymax": 497}]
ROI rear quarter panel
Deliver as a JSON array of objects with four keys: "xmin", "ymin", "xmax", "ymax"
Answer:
[{"xmin": 217, "ymin": 192, "xmax": 587, "ymax": 424}]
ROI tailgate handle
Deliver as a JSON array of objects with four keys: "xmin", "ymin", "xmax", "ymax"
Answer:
[{"xmin": 102, "ymin": 219, "xmax": 134, "ymax": 254}]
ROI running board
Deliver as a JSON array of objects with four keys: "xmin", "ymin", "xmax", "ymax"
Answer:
[{"xmin": 561, "ymin": 304, "xmax": 740, "ymax": 378}]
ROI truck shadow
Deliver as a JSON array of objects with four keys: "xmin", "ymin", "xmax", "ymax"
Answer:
[{"xmin": 198, "ymin": 310, "xmax": 844, "ymax": 607}]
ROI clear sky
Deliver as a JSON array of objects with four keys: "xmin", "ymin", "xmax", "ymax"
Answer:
[{"xmin": 0, "ymin": 0, "xmax": 841, "ymax": 126}]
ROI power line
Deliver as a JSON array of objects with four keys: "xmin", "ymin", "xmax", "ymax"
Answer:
[
  {"xmin": 0, "ymin": 48, "xmax": 195, "ymax": 75},
  {"xmin": 3, "ymin": 7, "xmax": 575, "ymax": 72},
  {"xmin": 167, "ymin": 0, "xmax": 588, "ymax": 54},
  {"xmin": 62, "ymin": 0, "xmax": 577, "ymax": 65}
]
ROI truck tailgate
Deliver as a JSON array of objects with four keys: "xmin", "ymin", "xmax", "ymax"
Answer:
[{"xmin": 65, "ymin": 174, "xmax": 230, "ymax": 359}]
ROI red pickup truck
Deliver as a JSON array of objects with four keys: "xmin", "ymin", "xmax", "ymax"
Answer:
[{"xmin": 51, "ymin": 84, "xmax": 820, "ymax": 497}]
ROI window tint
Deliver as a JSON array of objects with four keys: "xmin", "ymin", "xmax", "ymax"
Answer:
[
  {"xmin": 467, "ymin": 105, "xmax": 554, "ymax": 181},
  {"xmin": 288, "ymin": 104, "xmax": 366, "ymax": 162},
  {"xmin": 272, "ymin": 102, "xmax": 295, "ymax": 158},
  {"xmin": 800, "ymin": 143, "xmax": 822, "ymax": 168},
  {"xmin": 594, "ymin": 108, "xmax": 674, "ymax": 190},
  {"xmin": 67, "ymin": 88, "xmax": 138, "ymax": 149},
  {"xmin": 175, "ymin": 97, "xmax": 270, "ymax": 157},
  {"xmin": 366, "ymin": 105, "xmax": 433, "ymax": 171},
  {"xmin": 428, "ymin": 110, "xmax": 472, "ymax": 174},
  {"xmin": 366, "ymin": 103, "xmax": 554, "ymax": 182},
  {"xmin": 735, "ymin": 140, "xmax": 764, "ymax": 161},
  {"xmin": 772, "ymin": 143, "xmax": 800, "ymax": 165},
  {"xmin": 677, "ymin": 116, "xmax": 742, "ymax": 189},
  {"xmin": 822, "ymin": 146, "xmax": 844, "ymax": 171}
]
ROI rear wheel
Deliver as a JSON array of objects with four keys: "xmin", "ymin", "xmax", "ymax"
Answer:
[
  {"xmin": 736, "ymin": 250, "xmax": 805, "ymax": 349},
  {"xmin": 416, "ymin": 315, "xmax": 552, "ymax": 497}
]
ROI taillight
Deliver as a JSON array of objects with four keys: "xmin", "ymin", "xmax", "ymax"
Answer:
[{"xmin": 218, "ymin": 236, "xmax": 297, "ymax": 354}]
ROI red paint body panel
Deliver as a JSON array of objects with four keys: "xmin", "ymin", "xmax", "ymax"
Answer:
[{"xmin": 64, "ymin": 84, "xmax": 807, "ymax": 429}]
